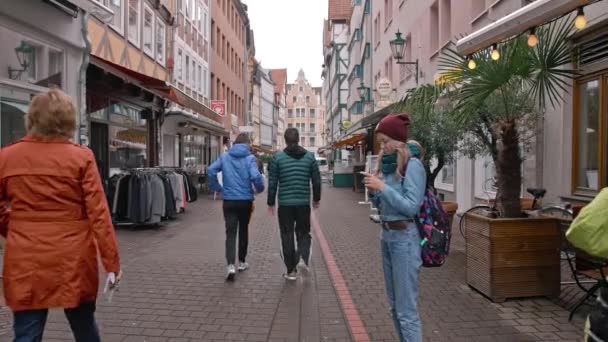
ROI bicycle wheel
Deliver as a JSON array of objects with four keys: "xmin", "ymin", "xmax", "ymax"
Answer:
[
  {"xmin": 459, "ymin": 205, "xmax": 497, "ymax": 239},
  {"xmin": 537, "ymin": 206, "xmax": 573, "ymax": 219}
]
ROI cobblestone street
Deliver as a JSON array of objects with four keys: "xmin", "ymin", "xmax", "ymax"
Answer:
[{"xmin": 0, "ymin": 186, "xmax": 588, "ymax": 341}]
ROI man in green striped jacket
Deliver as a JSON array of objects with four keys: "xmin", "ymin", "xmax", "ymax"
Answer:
[{"xmin": 267, "ymin": 128, "xmax": 321, "ymax": 280}]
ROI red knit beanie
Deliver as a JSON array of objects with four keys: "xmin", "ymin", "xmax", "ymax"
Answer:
[{"xmin": 375, "ymin": 113, "xmax": 412, "ymax": 142}]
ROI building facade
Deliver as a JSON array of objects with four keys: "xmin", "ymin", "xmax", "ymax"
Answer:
[
  {"xmin": 259, "ymin": 67, "xmax": 275, "ymax": 149},
  {"xmin": 162, "ymin": 0, "xmax": 226, "ymax": 172},
  {"xmin": 286, "ymin": 70, "xmax": 325, "ymax": 156},
  {"xmin": 321, "ymin": 0, "xmax": 351, "ymax": 146},
  {"xmin": 248, "ymin": 57, "xmax": 261, "ymax": 146},
  {"xmin": 327, "ymin": 0, "xmax": 608, "ymax": 211},
  {"xmin": 270, "ymin": 69, "xmax": 287, "ymax": 151},
  {"xmin": 210, "ymin": 0, "xmax": 250, "ymax": 143},
  {"xmin": 0, "ymin": 0, "xmax": 106, "ymax": 147},
  {"xmin": 85, "ymin": 0, "xmax": 182, "ymax": 179}
]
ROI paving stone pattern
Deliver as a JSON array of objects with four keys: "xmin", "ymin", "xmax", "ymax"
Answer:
[
  {"xmin": 314, "ymin": 187, "xmax": 587, "ymax": 342},
  {"xmin": 0, "ymin": 186, "xmax": 591, "ymax": 341}
]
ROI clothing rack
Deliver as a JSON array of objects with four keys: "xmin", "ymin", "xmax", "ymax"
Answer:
[{"xmin": 108, "ymin": 167, "xmax": 198, "ymax": 228}]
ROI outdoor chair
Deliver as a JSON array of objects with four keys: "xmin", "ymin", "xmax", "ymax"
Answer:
[{"xmin": 563, "ymin": 238, "xmax": 608, "ymax": 321}]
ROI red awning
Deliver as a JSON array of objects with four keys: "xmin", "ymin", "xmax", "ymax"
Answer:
[{"xmin": 90, "ymin": 56, "xmax": 218, "ymax": 120}]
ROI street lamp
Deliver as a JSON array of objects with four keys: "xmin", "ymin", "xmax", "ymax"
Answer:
[
  {"xmin": 390, "ymin": 31, "xmax": 419, "ymax": 84},
  {"xmin": 8, "ymin": 41, "xmax": 34, "ymax": 80}
]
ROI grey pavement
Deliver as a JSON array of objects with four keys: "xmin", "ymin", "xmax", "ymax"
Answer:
[{"xmin": 0, "ymin": 185, "xmax": 589, "ymax": 341}]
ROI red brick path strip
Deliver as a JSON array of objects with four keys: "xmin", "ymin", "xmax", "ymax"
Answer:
[{"xmin": 311, "ymin": 211, "xmax": 371, "ymax": 342}]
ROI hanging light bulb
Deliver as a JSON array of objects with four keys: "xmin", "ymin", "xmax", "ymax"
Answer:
[
  {"xmin": 527, "ymin": 27, "xmax": 538, "ymax": 47},
  {"xmin": 575, "ymin": 7, "xmax": 587, "ymax": 30},
  {"xmin": 491, "ymin": 44, "xmax": 500, "ymax": 61},
  {"xmin": 467, "ymin": 56, "xmax": 477, "ymax": 70}
]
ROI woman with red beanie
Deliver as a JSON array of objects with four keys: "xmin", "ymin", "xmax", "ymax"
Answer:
[{"xmin": 363, "ymin": 113, "xmax": 426, "ymax": 342}]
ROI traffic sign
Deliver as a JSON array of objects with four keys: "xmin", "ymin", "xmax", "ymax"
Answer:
[{"xmin": 211, "ymin": 100, "xmax": 226, "ymax": 116}]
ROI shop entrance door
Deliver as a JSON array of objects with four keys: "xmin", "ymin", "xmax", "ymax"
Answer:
[{"xmin": 90, "ymin": 122, "xmax": 109, "ymax": 180}]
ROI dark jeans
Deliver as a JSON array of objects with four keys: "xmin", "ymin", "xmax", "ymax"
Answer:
[
  {"xmin": 278, "ymin": 205, "xmax": 312, "ymax": 273},
  {"xmin": 13, "ymin": 302, "xmax": 100, "ymax": 342},
  {"xmin": 223, "ymin": 200, "xmax": 253, "ymax": 265}
]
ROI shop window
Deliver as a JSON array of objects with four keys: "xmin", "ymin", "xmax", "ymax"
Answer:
[
  {"xmin": 156, "ymin": 19, "xmax": 166, "ymax": 65},
  {"xmin": 574, "ymin": 78, "xmax": 602, "ymax": 191},
  {"xmin": 143, "ymin": 4, "xmax": 154, "ymax": 56},
  {"xmin": 110, "ymin": 0, "xmax": 124, "ymax": 34},
  {"xmin": 128, "ymin": 0, "xmax": 140, "ymax": 46},
  {"xmin": 183, "ymin": 135, "xmax": 205, "ymax": 172},
  {"xmin": 0, "ymin": 98, "xmax": 28, "ymax": 147},
  {"xmin": 109, "ymin": 102, "xmax": 146, "ymax": 128},
  {"xmin": 109, "ymin": 125, "xmax": 147, "ymax": 170}
]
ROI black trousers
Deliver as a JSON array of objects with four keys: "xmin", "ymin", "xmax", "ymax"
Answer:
[
  {"xmin": 278, "ymin": 205, "xmax": 312, "ymax": 273},
  {"xmin": 223, "ymin": 200, "xmax": 253, "ymax": 265}
]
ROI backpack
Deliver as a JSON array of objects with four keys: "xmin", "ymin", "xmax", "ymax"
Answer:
[{"xmin": 402, "ymin": 159, "xmax": 452, "ymax": 267}]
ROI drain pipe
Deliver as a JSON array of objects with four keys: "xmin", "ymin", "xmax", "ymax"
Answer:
[{"xmin": 78, "ymin": 9, "xmax": 91, "ymax": 146}]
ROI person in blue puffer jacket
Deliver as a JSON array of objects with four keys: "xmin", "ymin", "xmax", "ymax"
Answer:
[{"xmin": 208, "ymin": 133, "xmax": 265, "ymax": 281}]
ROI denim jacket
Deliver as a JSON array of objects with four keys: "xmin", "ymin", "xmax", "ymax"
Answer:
[{"xmin": 371, "ymin": 158, "xmax": 426, "ymax": 222}]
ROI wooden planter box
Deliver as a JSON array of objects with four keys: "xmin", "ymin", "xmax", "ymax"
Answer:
[
  {"xmin": 465, "ymin": 213, "xmax": 561, "ymax": 302},
  {"xmin": 442, "ymin": 201, "xmax": 458, "ymax": 228}
]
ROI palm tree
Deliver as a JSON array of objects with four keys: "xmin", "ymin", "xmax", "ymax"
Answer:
[
  {"xmin": 438, "ymin": 18, "xmax": 576, "ymax": 218},
  {"xmin": 394, "ymin": 84, "xmax": 463, "ymax": 191}
]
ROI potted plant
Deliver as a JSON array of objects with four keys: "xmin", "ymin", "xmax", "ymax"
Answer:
[
  {"xmin": 438, "ymin": 18, "xmax": 576, "ymax": 302},
  {"xmin": 394, "ymin": 84, "xmax": 464, "ymax": 225}
]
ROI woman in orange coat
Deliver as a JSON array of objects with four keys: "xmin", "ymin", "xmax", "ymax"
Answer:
[{"xmin": 0, "ymin": 89, "xmax": 121, "ymax": 342}]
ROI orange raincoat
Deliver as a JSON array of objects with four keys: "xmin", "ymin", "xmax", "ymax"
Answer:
[{"xmin": 0, "ymin": 135, "xmax": 120, "ymax": 311}]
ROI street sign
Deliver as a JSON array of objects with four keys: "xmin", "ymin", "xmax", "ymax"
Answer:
[
  {"xmin": 211, "ymin": 100, "xmax": 226, "ymax": 116},
  {"xmin": 376, "ymin": 77, "xmax": 393, "ymax": 97}
]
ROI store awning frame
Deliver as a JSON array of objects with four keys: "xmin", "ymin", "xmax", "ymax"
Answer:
[
  {"xmin": 456, "ymin": 0, "xmax": 592, "ymax": 56},
  {"xmin": 332, "ymin": 133, "xmax": 366, "ymax": 149},
  {"xmin": 164, "ymin": 111, "xmax": 229, "ymax": 137},
  {"xmin": 90, "ymin": 56, "xmax": 219, "ymax": 121}
]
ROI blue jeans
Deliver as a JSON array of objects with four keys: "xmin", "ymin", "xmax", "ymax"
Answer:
[
  {"xmin": 381, "ymin": 226, "xmax": 422, "ymax": 342},
  {"xmin": 13, "ymin": 302, "xmax": 100, "ymax": 342}
]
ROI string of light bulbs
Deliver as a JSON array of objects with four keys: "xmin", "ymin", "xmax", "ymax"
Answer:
[{"xmin": 465, "ymin": 1, "xmax": 598, "ymax": 70}]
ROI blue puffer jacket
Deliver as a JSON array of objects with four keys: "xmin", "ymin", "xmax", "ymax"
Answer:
[{"xmin": 207, "ymin": 144, "xmax": 265, "ymax": 200}]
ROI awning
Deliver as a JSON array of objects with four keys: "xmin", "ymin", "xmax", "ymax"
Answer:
[
  {"xmin": 333, "ymin": 133, "xmax": 366, "ymax": 149},
  {"xmin": 90, "ymin": 56, "xmax": 219, "ymax": 121},
  {"xmin": 456, "ymin": 0, "xmax": 591, "ymax": 56},
  {"xmin": 164, "ymin": 111, "xmax": 228, "ymax": 136}
]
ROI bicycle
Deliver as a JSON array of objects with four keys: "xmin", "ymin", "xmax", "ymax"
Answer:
[{"xmin": 458, "ymin": 178, "xmax": 573, "ymax": 240}]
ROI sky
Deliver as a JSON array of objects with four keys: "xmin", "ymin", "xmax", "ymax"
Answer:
[{"xmin": 243, "ymin": 0, "xmax": 328, "ymax": 87}]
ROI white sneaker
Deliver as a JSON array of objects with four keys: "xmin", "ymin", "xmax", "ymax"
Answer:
[
  {"xmin": 226, "ymin": 264, "xmax": 236, "ymax": 281},
  {"xmin": 238, "ymin": 262, "xmax": 249, "ymax": 272},
  {"xmin": 283, "ymin": 271, "xmax": 297, "ymax": 281},
  {"xmin": 298, "ymin": 260, "xmax": 309, "ymax": 272}
]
